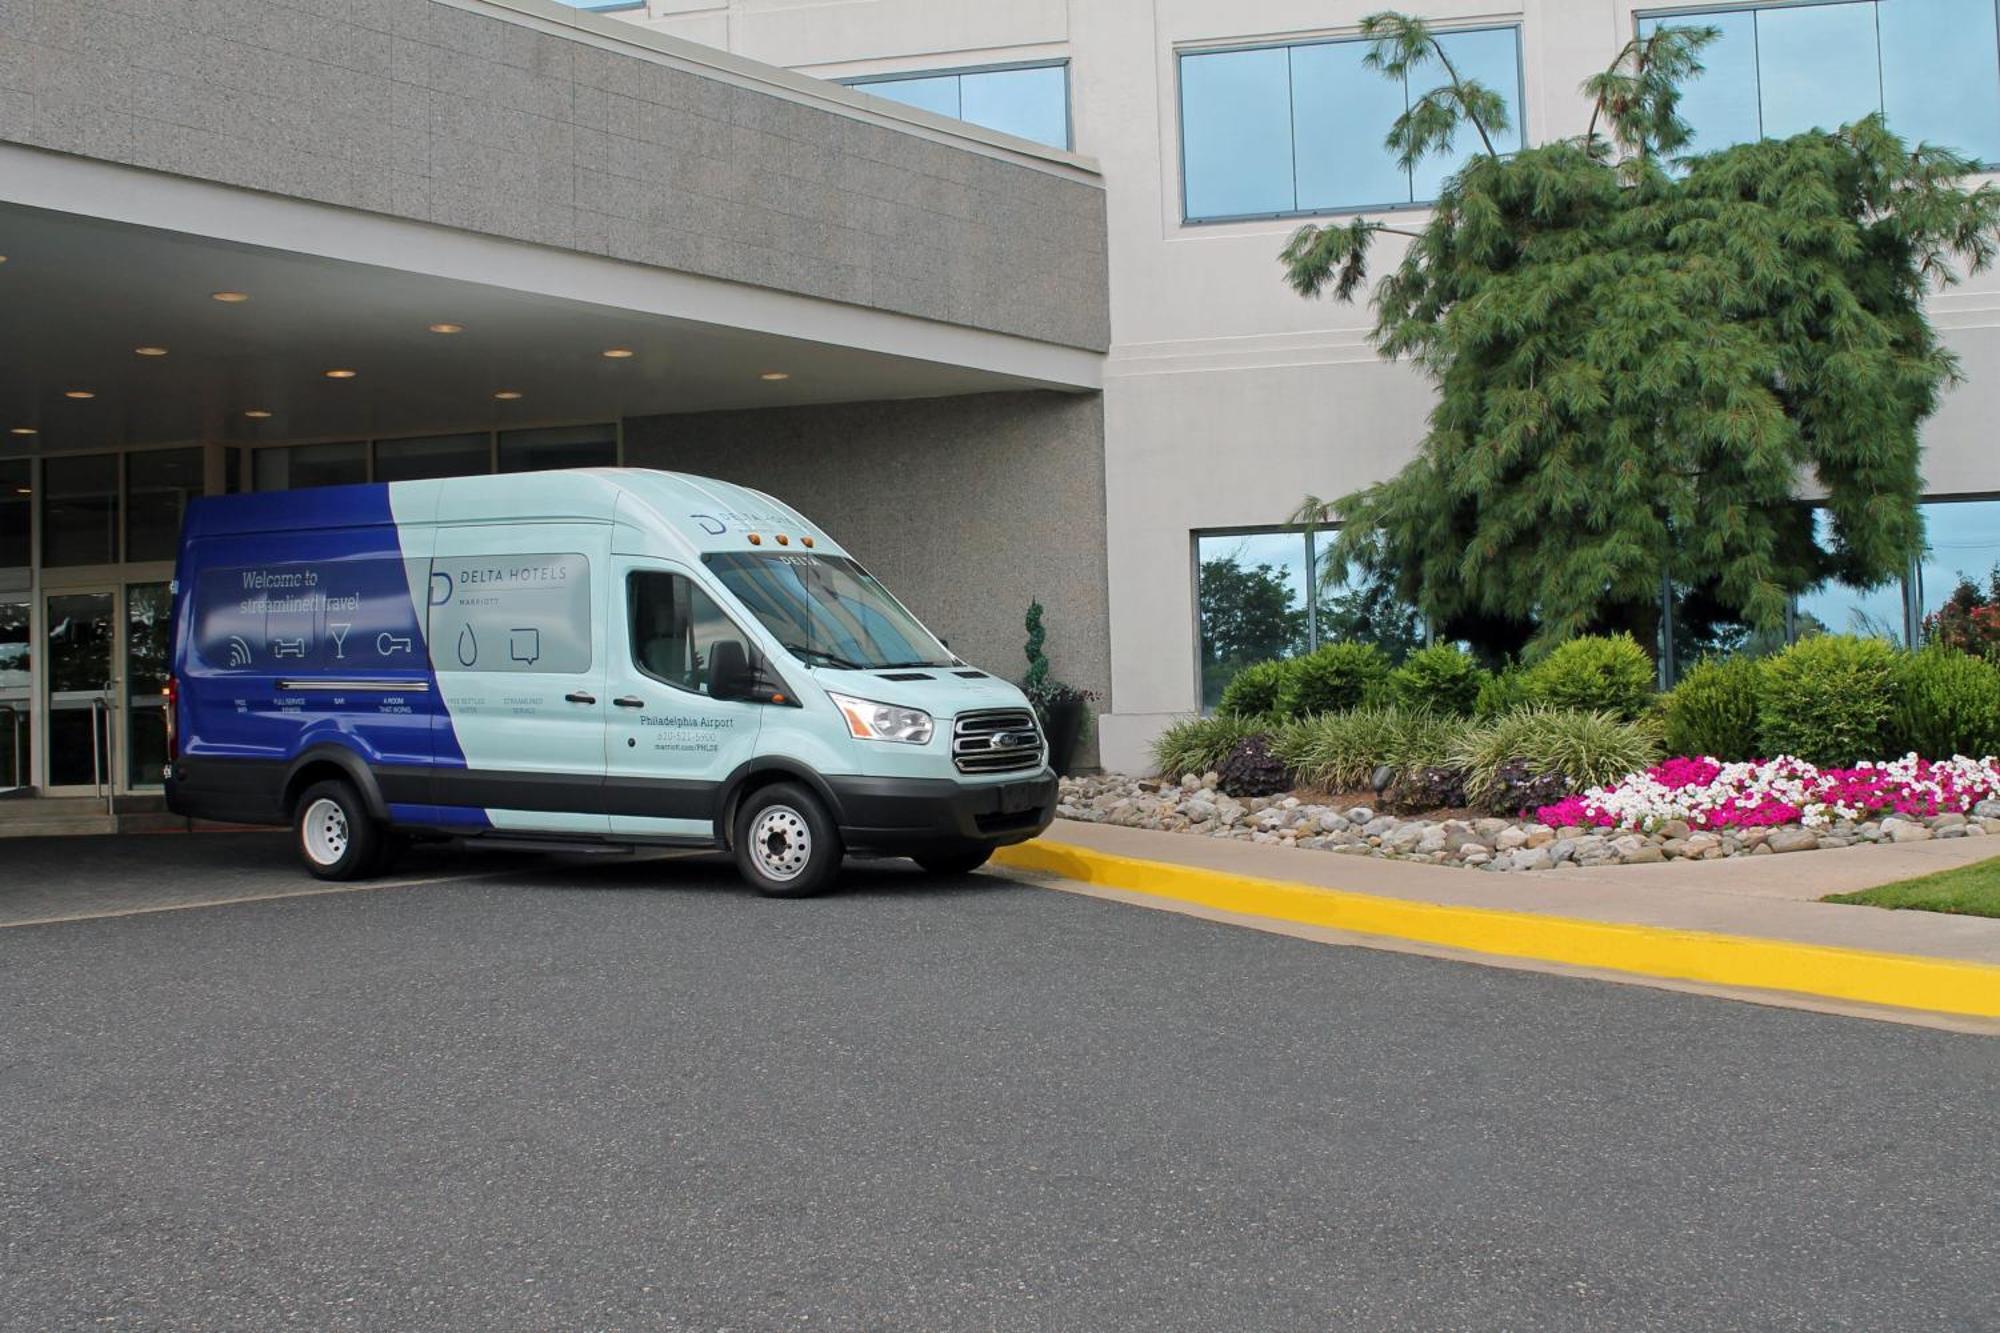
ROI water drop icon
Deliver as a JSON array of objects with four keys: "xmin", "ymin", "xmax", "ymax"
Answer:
[{"xmin": 457, "ymin": 623, "xmax": 478, "ymax": 667}]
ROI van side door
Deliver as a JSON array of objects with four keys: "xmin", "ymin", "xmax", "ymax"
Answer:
[
  {"xmin": 426, "ymin": 526, "xmax": 609, "ymax": 835},
  {"xmin": 604, "ymin": 561, "xmax": 765, "ymax": 842}
]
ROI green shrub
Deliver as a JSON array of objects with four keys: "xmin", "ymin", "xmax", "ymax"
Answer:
[
  {"xmin": 1387, "ymin": 644, "xmax": 1488, "ymax": 717},
  {"xmin": 1453, "ymin": 706, "xmax": 1662, "ymax": 806},
  {"xmin": 1664, "ymin": 656, "xmax": 1761, "ymax": 760},
  {"xmin": 1524, "ymin": 633, "xmax": 1656, "ymax": 719},
  {"xmin": 1755, "ymin": 634, "xmax": 1897, "ymax": 766},
  {"xmin": 1272, "ymin": 706, "xmax": 1470, "ymax": 793},
  {"xmin": 1474, "ymin": 665, "xmax": 1534, "ymax": 719},
  {"xmin": 1890, "ymin": 647, "xmax": 2000, "ymax": 759},
  {"xmin": 1216, "ymin": 659, "xmax": 1294, "ymax": 718},
  {"xmin": 1151, "ymin": 714, "xmax": 1264, "ymax": 779},
  {"xmin": 1277, "ymin": 641, "xmax": 1390, "ymax": 718}
]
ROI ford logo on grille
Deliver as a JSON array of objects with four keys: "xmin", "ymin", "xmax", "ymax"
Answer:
[{"xmin": 988, "ymin": 730, "xmax": 1038, "ymax": 751}]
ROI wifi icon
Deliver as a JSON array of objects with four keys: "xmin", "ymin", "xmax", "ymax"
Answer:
[{"xmin": 226, "ymin": 636, "xmax": 254, "ymax": 668}]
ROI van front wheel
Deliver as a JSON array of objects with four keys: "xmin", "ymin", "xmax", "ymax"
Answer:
[
  {"xmin": 735, "ymin": 782, "xmax": 842, "ymax": 898},
  {"xmin": 294, "ymin": 779, "xmax": 383, "ymax": 882}
]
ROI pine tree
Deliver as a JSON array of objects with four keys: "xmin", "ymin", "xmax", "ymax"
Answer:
[{"xmin": 1282, "ymin": 13, "xmax": 2000, "ymax": 657}]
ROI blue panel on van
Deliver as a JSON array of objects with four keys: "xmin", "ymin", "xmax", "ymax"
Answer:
[{"xmin": 174, "ymin": 484, "xmax": 466, "ymax": 782}]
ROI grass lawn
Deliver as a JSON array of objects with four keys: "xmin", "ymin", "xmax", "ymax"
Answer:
[{"xmin": 1825, "ymin": 856, "xmax": 2000, "ymax": 918}]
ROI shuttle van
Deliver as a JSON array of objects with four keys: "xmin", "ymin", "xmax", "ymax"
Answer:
[{"xmin": 164, "ymin": 469, "xmax": 1057, "ymax": 895}]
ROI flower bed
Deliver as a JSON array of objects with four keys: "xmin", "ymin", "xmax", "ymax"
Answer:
[{"xmin": 1538, "ymin": 755, "xmax": 2000, "ymax": 832}]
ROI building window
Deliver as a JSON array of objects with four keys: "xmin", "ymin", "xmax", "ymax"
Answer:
[
  {"xmin": 42, "ymin": 454, "xmax": 118, "ymax": 568},
  {"xmin": 845, "ymin": 61, "xmax": 1071, "ymax": 149},
  {"xmin": 1177, "ymin": 26, "xmax": 1524, "ymax": 223},
  {"xmin": 1916, "ymin": 496, "xmax": 2000, "ymax": 628},
  {"xmin": 254, "ymin": 443, "xmax": 367, "ymax": 491},
  {"xmin": 1194, "ymin": 526, "xmax": 1422, "ymax": 709},
  {"xmin": 125, "ymin": 448, "xmax": 204, "ymax": 564},
  {"xmin": 375, "ymin": 433, "xmax": 491, "ymax": 483},
  {"xmin": 1639, "ymin": 0, "xmax": 2000, "ymax": 164},
  {"xmin": 498, "ymin": 425, "xmax": 616, "ymax": 474},
  {"xmin": 0, "ymin": 459, "xmax": 29, "ymax": 572}
]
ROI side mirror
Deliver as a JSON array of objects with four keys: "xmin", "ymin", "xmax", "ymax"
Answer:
[{"xmin": 708, "ymin": 640, "xmax": 789, "ymax": 704}]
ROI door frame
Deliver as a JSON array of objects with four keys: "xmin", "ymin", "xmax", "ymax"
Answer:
[{"xmin": 35, "ymin": 564, "xmax": 176, "ymax": 797}]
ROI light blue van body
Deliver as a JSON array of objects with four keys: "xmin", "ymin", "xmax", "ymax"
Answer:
[{"xmin": 165, "ymin": 469, "xmax": 1057, "ymax": 862}]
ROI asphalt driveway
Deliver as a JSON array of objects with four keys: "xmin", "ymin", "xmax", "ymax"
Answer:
[{"xmin": 1, "ymin": 834, "xmax": 1995, "ymax": 1330}]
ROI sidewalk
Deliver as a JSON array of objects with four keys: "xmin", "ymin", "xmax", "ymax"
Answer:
[{"xmin": 993, "ymin": 820, "xmax": 2000, "ymax": 1030}]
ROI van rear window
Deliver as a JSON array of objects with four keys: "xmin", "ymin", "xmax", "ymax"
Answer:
[{"xmin": 190, "ymin": 556, "xmax": 427, "ymax": 672}]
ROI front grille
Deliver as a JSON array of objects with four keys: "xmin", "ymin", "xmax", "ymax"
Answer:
[{"xmin": 952, "ymin": 708, "xmax": 1044, "ymax": 774}]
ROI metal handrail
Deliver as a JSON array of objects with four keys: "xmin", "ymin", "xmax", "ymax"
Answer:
[{"xmin": 91, "ymin": 693, "xmax": 111, "ymax": 816}]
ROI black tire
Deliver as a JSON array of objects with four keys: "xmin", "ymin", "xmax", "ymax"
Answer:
[
  {"xmin": 293, "ymin": 779, "xmax": 384, "ymax": 882},
  {"xmin": 913, "ymin": 845, "xmax": 994, "ymax": 877},
  {"xmin": 733, "ymin": 782, "xmax": 843, "ymax": 897}
]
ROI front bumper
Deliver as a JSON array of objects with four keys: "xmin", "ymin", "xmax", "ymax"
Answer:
[{"xmin": 824, "ymin": 769, "xmax": 1057, "ymax": 853}]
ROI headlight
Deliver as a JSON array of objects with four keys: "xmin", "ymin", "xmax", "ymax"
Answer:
[{"xmin": 828, "ymin": 691, "xmax": 934, "ymax": 745}]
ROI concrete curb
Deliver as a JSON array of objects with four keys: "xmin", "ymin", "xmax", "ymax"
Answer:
[{"xmin": 993, "ymin": 839, "xmax": 2000, "ymax": 1020}]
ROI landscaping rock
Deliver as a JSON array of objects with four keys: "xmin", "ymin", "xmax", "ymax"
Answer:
[
  {"xmin": 1657, "ymin": 819, "xmax": 1691, "ymax": 841},
  {"xmin": 1494, "ymin": 827, "xmax": 1530, "ymax": 852},
  {"xmin": 1888, "ymin": 821, "xmax": 1934, "ymax": 843},
  {"xmin": 1766, "ymin": 828, "xmax": 1819, "ymax": 854}
]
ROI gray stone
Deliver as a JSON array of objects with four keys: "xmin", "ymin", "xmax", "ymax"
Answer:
[
  {"xmin": 1975, "ymin": 799, "xmax": 2000, "ymax": 819},
  {"xmin": 1510, "ymin": 847, "xmax": 1554, "ymax": 872},
  {"xmin": 1682, "ymin": 832, "xmax": 1722, "ymax": 858},
  {"xmin": 1416, "ymin": 825, "xmax": 1450, "ymax": 855},
  {"xmin": 1183, "ymin": 798, "xmax": 1217, "ymax": 823},
  {"xmin": 1657, "ymin": 819, "xmax": 1691, "ymax": 841},
  {"xmin": 1889, "ymin": 821, "xmax": 1934, "ymax": 843},
  {"xmin": 1766, "ymin": 828, "xmax": 1819, "ymax": 854},
  {"xmin": 1383, "ymin": 824, "xmax": 1426, "ymax": 853},
  {"xmin": 1473, "ymin": 818, "xmax": 1512, "ymax": 838},
  {"xmin": 1317, "ymin": 812, "xmax": 1350, "ymax": 834},
  {"xmin": 1557, "ymin": 826, "xmax": 1585, "ymax": 841},
  {"xmin": 1523, "ymin": 825, "xmax": 1556, "ymax": 848},
  {"xmin": 1362, "ymin": 817, "xmax": 1397, "ymax": 838},
  {"xmin": 1621, "ymin": 845, "xmax": 1667, "ymax": 864},
  {"xmin": 1547, "ymin": 840, "xmax": 1578, "ymax": 866},
  {"xmin": 1929, "ymin": 812, "xmax": 1968, "ymax": 831},
  {"xmin": 1346, "ymin": 807, "xmax": 1375, "ymax": 824},
  {"xmin": 1494, "ymin": 827, "xmax": 1530, "ymax": 852},
  {"xmin": 1180, "ymin": 773, "xmax": 1202, "ymax": 791}
]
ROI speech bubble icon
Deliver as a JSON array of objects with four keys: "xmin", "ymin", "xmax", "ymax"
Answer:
[{"xmin": 508, "ymin": 627, "xmax": 541, "ymax": 667}]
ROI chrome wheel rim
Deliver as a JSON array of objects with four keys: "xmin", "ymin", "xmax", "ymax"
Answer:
[
  {"xmin": 302, "ymin": 797, "xmax": 349, "ymax": 866},
  {"xmin": 749, "ymin": 805, "xmax": 812, "ymax": 882}
]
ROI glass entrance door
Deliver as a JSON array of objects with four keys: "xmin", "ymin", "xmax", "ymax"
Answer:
[
  {"xmin": 44, "ymin": 590, "xmax": 115, "ymax": 793},
  {"xmin": 0, "ymin": 599, "xmax": 28, "ymax": 791}
]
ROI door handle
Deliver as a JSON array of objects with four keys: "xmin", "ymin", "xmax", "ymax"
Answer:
[
  {"xmin": 565, "ymin": 691, "xmax": 597, "ymax": 705},
  {"xmin": 613, "ymin": 695, "xmax": 646, "ymax": 709}
]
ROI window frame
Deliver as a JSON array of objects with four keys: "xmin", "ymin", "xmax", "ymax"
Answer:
[
  {"xmin": 1174, "ymin": 24, "xmax": 1529, "ymax": 226},
  {"xmin": 840, "ymin": 58, "xmax": 1074, "ymax": 151}
]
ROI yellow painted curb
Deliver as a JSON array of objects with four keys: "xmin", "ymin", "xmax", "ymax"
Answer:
[{"xmin": 993, "ymin": 839, "xmax": 2000, "ymax": 1019}]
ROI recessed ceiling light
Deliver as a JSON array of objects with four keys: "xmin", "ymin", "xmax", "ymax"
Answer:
[
  {"xmin": 602, "ymin": 347, "xmax": 635, "ymax": 359},
  {"xmin": 759, "ymin": 371, "xmax": 790, "ymax": 381},
  {"xmin": 243, "ymin": 409, "xmax": 273, "ymax": 419},
  {"xmin": 8, "ymin": 426, "xmax": 35, "ymax": 436},
  {"xmin": 493, "ymin": 390, "xmax": 523, "ymax": 400},
  {"xmin": 64, "ymin": 390, "xmax": 95, "ymax": 400},
  {"xmin": 134, "ymin": 346, "xmax": 169, "ymax": 357},
  {"xmin": 211, "ymin": 291, "xmax": 250, "ymax": 303},
  {"xmin": 323, "ymin": 368, "xmax": 358, "ymax": 379},
  {"xmin": 429, "ymin": 322, "xmax": 464, "ymax": 334}
]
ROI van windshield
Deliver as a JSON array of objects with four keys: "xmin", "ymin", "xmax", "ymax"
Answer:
[{"xmin": 703, "ymin": 551, "xmax": 954, "ymax": 671}]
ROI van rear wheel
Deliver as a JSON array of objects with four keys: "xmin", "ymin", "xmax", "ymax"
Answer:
[
  {"xmin": 734, "ymin": 782, "xmax": 842, "ymax": 898},
  {"xmin": 294, "ymin": 779, "xmax": 384, "ymax": 882},
  {"xmin": 913, "ymin": 845, "xmax": 993, "ymax": 877}
]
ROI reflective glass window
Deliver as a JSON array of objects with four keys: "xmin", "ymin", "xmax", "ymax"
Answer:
[
  {"xmin": 1641, "ymin": 11, "xmax": 1762, "ymax": 152},
  {"xmin": 1314, "ymin": 558, "xmax": 1425, "ymax": 664},
  {"xmin": 498, "ymin": 425, "xmax": 616, "ymax": 474},
  {"xmin": 1796, "ymin": 510, "xmax": 1907, "ymax": 644},
  {"xmin": 254, "ymin": 443, "xmax": 366, "ymax": 491},
  {"xmin": 1180, "ymin": 46, "xmax": 1297, "ymax": 219},
  {"xmin": 1181, "ymin": 28, "xmax": 1524, "ymax": 222},
  {"xmin": 42, "ymin": 454, "xmax": 118, "ymax": 568},
  {"xmin": 1410, "ymin": 27, "xmax": 1526, "ymax": 201},
  {"xmin": 1291, "ymin": 41, "xmax": 1411, "ymax": 212},
  {"xmin": 1756, "ymin": 2, "xmax": 1880, "ymax": 139},
  {"xmin": 0, "ymin": 598, "xmax": 26, "ymax": 790},
  {"xmin": 1916, "ymin": 497, "xmax": 2000, "ymax": 619},
  {"xmin": 848, "ymin": 64, "xmax": 1071, "ymax": 149},
  {"xmin": 1642, "ymin": 0, "xmax": 2000, "ymax": 165},
  {"xmin": 629, "ymin": 571, "xmax": 751, "ymax": 694},
  {"xmin": 1195, "ymin": 531, "xmax": 1310, "ymax": 708},
  {"xmin": 375, "ymin": 433, "xmax": 491, "ymax": 482},
  {"xmin": 126, "ymin": 582, "xmax": 172, "ymax": 787},
  {"xmin": 0, "ymin": 460, "xmax": 28, "ymax": 571},
  {"xmin": 125, "ymin": 447, "xmax": 203, "ymax": 564},
  {"xmin": 959, "ymin": 65, "xmax": 1070, "ymax": 148},
  {"xmin": 1881, "ymin": 0, "xmax": 2000, "ymax": 163}
]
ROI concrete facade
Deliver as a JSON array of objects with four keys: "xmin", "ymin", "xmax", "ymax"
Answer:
[
  {"xmin": 620, "ymin": 0, "xmax": 2000, "ymax": 771},
  {"xmin": 0, "ymin": 0, "xmax": 1109, "ymax": 350},
  {"xmin": 624, "ymin": 390, "xmax": 1112, "ymax": 758}
]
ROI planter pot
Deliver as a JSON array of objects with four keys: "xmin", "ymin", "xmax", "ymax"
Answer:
[{"xmin": 1042, "ymin": 697, "xmax": 1087, "ymax": 777}]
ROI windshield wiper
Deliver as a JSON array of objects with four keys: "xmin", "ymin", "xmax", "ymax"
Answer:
[{"xmin": 780, "ymin": 642, "xmax": 865, "ymax": 670}]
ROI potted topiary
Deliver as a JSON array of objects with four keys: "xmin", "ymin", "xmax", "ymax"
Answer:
[{"xmin": 1020, "ymin": 599, "xmax": 1097, "ymax": 776}]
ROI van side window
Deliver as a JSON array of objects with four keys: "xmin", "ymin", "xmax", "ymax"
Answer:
[{"xmin": 628, "ymin": 571, "xmax": 745, "ymax": 696}]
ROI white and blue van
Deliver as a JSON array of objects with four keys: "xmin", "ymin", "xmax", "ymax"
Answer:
[{"xmin": 164, "ymin": 469, "xmax": 1056, "ymax": 895}]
